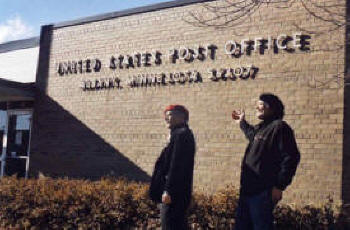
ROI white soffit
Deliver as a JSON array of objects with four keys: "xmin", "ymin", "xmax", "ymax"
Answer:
[{"xmin": 0, "ymin": 47, "xmax": 39, "ymax": 83}]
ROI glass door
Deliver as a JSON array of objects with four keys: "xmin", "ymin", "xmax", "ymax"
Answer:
[
  {"xmin": 0, "ymin": 109, "xmax": 7, "ymax": 177},
  {"xmin": 0, "ymin": 110, "xmax": 32, "ymax": 178}
]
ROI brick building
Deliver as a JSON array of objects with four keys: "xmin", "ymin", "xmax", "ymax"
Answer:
[{"xmin": 28, "ymin": 0, "xmax": 350, "ymax": 207}]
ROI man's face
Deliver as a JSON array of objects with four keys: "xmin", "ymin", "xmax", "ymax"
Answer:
[
  {"xmin": 256, "ymin": 100, "xmax": 273, "ymax": 120},
  {"xmin": 165, "ymin": 110, "xmax": 185, "ymax": 129}
]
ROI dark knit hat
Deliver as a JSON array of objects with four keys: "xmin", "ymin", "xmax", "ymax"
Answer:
[
  {"xmin": 164, "ymin": 104, "xmax": 189, "ymax": 121},
  {"xmin": 259, "ymin": 93, "xmax": 285, "ymax": 119}
]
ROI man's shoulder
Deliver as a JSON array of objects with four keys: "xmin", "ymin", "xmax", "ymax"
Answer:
[
  {"xmin": 271, "ymin": 119, "xmax": 284, "ymax": 126},
  {"xmin": 172, "ymin": 127, "xmax": 187, "ymax": 135},
  {"xmin": 173, "ymin": 126, "xmax": 192, "ymax": 135},
  {"xmin": 171, "ymin": 126, "xmax": 194, "ymax": 142},
  {"xmin": 271, "ymin": 119, "xmax": 294, "ymax": 132}
]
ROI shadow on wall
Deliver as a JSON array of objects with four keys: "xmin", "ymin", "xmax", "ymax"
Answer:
[
  {"xmin": 342, "ymin": 0, "xmax": 350, "ymax": 214},
  {"xmin": 29, "ymin": 92, "xmax": 150, "ymax": 182},
  {"xmin": 343, "ymin": 86, "xmax": 350, "ymax": 204},
  {"xmin": 35, "ymin": 25, "xmax": 51, "ymax": 93},
  {"xmin": 32, "ymin": 25, "xmax": 150, "ymax": 182}
]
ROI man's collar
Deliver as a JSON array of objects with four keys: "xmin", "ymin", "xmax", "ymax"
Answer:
[
  {"xmin": 258, "ymin": 117, "xmax": 277, "ymax": 127},
  {"xmin": 170, "ymin": 123, "xmax": 187, "ymax": 132}
]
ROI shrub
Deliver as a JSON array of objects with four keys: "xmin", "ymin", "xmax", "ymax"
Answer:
[
  {"xmin": 188, "ymin": 185, "xmax": 238, "ymax": 229},
  {"xmin": 274, "ymin": 199, "xmax": 347, "ymax": 230},
  {"xmin": 0, "ymin": 176, "xmax": 347, "ymax": 229},
  {"xmin": 0, "ymin": 177, "xmax": 156, "ymax": 229}
]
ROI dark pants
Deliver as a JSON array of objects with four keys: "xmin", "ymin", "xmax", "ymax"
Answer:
[
  {"xmin": 235, "ymin": 189, "xmax": 275, "ymax": 230},
  {"xmin": 160, "ymin": 203, "xmax": 188, "ymax": 230}
]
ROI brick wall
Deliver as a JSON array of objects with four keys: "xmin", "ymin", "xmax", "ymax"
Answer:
[{"xmin": 31, "ymin": 0, "xmax": 348, "ymax": 206}]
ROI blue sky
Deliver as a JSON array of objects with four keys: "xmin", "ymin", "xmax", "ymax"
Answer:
[{"xmin": 0, "ymin": 0, "xmax": 170, "ymax": 43}]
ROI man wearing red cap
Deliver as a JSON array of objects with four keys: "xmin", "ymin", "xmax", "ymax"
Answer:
[
  {"xmin": 149, "ymin": 105, "xmax": 195, "ymax": 230},
  {"xmin": 232, "ymin": 93, "xmax": 300, "ymax": 230}
]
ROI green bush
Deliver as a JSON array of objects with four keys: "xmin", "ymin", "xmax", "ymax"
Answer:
[{"xmin": 0, "ymin": 177, "xmax": 347, "ymax": 229}]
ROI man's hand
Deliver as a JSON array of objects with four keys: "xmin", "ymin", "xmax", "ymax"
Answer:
[
  {"xmin": 232, "ymin": 109, "xmax": 245, "ymax": 124},
  {"xmin": 162, "ymin": 191, "xmax": 171, "ymax": 204},
  {"xmin": 271, "ymin": 187, "xmax": 283, "ymax": 204}
]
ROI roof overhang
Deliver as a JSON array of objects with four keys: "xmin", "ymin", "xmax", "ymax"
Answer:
[
  {"xmin": 0, "ymin": 78, "xmax": 35, "ymax": 102},
  {"xmin": 0, "ymin": 37, "xmax": 39, "ymax": 54}
]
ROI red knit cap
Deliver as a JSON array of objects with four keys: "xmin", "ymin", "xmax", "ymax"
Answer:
[{"xmin": 164, "ymin": 104, "xmax": 189, "ymax": 121}]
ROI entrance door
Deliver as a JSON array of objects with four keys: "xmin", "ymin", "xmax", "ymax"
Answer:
[
  {"xmin": 0, "ymin": 110, "xmax": 32, "ymax": 178},
  {"xmin": 0, "ymin": 109, "xmax": 6, "ymax": 177}
]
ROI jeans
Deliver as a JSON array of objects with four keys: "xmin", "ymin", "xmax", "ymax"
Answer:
[
  {"xmin": 235, "ymin": 189, "xmax": 275, "ymax": 230},
  {"xmin": 160, "ymin": 203, "xmax": 188, "ymax": 230}
]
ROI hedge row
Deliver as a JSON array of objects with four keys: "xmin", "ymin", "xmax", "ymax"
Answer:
[{"xmin": 0, "ymin": 177, "xmax": 348, "ymax": 229}]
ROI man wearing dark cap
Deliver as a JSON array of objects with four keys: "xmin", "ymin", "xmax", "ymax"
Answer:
[
  {"xmin": 149, "ymin": 105, "xmax": 195, "ymax": 230},
  {"xmin": 232, "ymin": 93, "xmax": 300, "ymax": 230}
]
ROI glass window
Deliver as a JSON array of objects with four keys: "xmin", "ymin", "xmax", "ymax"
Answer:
[{"xmin": 2, "ymin": 111, "xmax": 32, "ymax": 178}]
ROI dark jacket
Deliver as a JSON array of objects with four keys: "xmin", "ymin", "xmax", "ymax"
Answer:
[
  {"xmin": 240, "ymin": 119, "xmax": 300, "ymax": 195},
  {"xmin": 149, "ymin": 124, "xmax": 195, "ymax": 206}
]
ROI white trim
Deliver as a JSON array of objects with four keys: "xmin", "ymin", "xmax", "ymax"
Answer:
[{"xmin": 7, "ymin": 156, "xmax": 29, "ymax": 159}]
